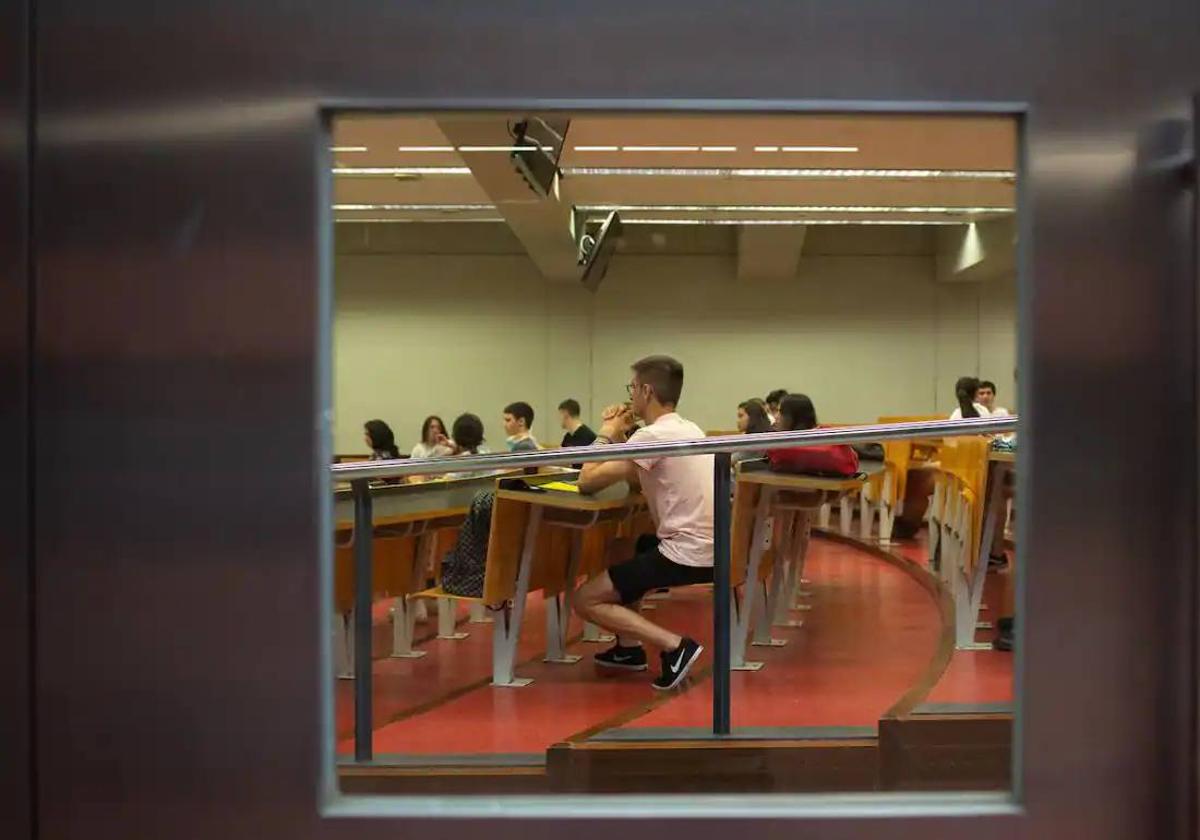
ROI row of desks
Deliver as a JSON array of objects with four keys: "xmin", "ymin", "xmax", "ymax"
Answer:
[{"xmin": 333, "ymin": 464, "xmax": 871, "ymax": 686}]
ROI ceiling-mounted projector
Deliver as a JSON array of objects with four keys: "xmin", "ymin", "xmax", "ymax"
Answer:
[
  {"xmin": 577, "ymin": 210, "xmax": 623, "ymax": 293},
  {"xmin": 510, "ymin": 117, "xmax": 570, "ymax": 198}
]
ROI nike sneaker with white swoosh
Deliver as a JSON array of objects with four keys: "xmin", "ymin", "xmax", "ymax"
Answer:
[
  {"xmin": 594, "ymin": 643, "xmax": 648, "ymax": 671},
  {"xmin": 653, "ymin": 637, "xmax": 703, "ymax": 690}
]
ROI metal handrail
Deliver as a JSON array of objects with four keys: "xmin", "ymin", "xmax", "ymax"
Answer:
[
  {"xmin": 331, "ymin": 415, "xmax": 1018, "ymax": 482},
  {"xmin": 338, "ymin": 413, "xmax": 1019, "ymax": 762}
]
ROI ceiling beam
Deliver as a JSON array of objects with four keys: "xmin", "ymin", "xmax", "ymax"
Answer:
[
  {"xmin": 436, "ymin": 117, "xmax": 580, "ymax": 282},
  {"xmin": 737, "ymin": 224, "xmax": 808, "ymax": 281}
]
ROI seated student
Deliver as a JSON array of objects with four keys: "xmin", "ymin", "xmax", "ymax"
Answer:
[
  {"xmin": 363, "ymin": 419, "xmax": 401, "ymax": 461},
  {"xmin": 976, "ymin": 381, "xmax": 1010, "ymax": 417},
  {"xmin": 949, "ymin": 376, "xmax": 991, "ymax": 420},
  {"xmin": 437, "ymin": 414, "xmax": 498, "ymax": 594},
  {"xmin": 764, "ymin": 389, "xmax": 789, "ymax": 425},
  {"xmin": 502, "ymin": 401, "xmax": 539, "ymax": 452},
  {"xmin": 440, "ymin": 413, "xmax": 495, "ymax": 479},
  {"xmin": 558, "ymin": 398, "xmax": 597, "ymax": 447},
  {"xmin": 574, "ymin": 355, "xmax": 712, "ymax": 691},
  {"xmin": 411, "ymin": 415, "xmax": 453, "ymax": 460},
  {"xmin": 767, "ymin": 394, "xmax": 859, "ymax": 476},
  {"xmin": 733, "ymin": 398, "xmax": 773, "ymax": 465}
]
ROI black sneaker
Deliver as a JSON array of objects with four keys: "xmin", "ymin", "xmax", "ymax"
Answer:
[
  {"xmin": 652, "ymin": 637, "xmax": 703, "ymax": 690},
  {"xmin": 594, "ymin": 643, "xmax": 648, "ymax": 671},
  {"xmin": 988, "ymin": 553, "xmax": 1008, "ymax": 570}
]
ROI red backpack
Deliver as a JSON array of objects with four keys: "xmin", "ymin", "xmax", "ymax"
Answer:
[{"xmin": 767, "ymin": 443, "xmax": 860, "ymax": 477}]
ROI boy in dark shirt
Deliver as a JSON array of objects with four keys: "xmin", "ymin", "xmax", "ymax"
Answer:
[{"xmin": 558, "ymin": 398, "xmax": 597, "ymax": 447}]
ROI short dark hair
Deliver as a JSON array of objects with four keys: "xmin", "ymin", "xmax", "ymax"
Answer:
[
  {"xmin": 451, "ymin": 413, "xmax": 485, "ymax": 452},
  {"xmin": 778, "ymin": 394, "xmax": 817, "ymax": 431},
  {"xmin": 503, "ymin": 401, "xmax": 535, "ymax": 429},
  {"xmin": 631, "ymin": 355, "xmax": 684, "ymax": 407},
  {"xmin": 979, "ymin": 380, "xmax": 997, "ymax": 393},
  {"xmin": 557, "ymin": 398, "xmax": 581, "ymax": 417},
  {"xmin": 765, "ymin": 389, "xmax": 789, "ymax": 405}
]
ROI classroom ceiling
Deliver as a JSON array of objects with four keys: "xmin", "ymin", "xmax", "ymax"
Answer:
[{"xmin": 331, "ymin": 113, "xmax": 1017, "ymax": 279}]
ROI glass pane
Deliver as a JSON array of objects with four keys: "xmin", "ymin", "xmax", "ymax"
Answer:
[{"xmin": 327, "ymin": 111, "xmax": 1018, "ymax": 796}]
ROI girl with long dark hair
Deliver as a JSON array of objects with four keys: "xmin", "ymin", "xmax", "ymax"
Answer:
[
  {"xmin": 411, "ymin": 415, "xmax": 452, "ymax": 459},
  {"xmin": 950, "ymin": 376, "xmax": 990, "ymax": 420},
  {"xmin": 363, "ymin": 419, "xmax": 401, "ymax": 460}
]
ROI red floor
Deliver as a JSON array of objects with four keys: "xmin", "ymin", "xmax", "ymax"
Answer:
[
  {"xmin": 336, "ymin": 530, "xmax": 1014, "ymax": 757},
  {"xmin": 891, "ymin": 537, "xmax": 1015, "ymax": 705}
]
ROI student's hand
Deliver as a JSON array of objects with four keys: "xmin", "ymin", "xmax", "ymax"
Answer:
[
  {"xmin": 599, "ymin": 404, "xmax": 634, "ymax": 441},
  {"xmin": 600, "ymin": 403, "xmax": 626, "ymax": 422}
]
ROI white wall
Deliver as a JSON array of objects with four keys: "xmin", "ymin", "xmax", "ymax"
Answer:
[
  {"xmin": 333, "ymin": 250, "xmax": 1016, "ymax": 453},
  {"xmin": 334, "ymin": 254, "xmax": 591, "ymax": 455}
]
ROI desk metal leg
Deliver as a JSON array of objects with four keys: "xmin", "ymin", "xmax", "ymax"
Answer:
[
  {"xmin": 818, "ymin": 502, "xmax": 831, "ymax": 530},
  {"xmin": 545, "ymin": 532, "xmax": 583, "ymax": 664},
  {"xmin": 491, "ymin": 507, "xmax": 541, "ymax": 687},
  {"xmin": 582, "ymin": 622, "xmax": 615, "ymax": 643},
  {"xmin": 762, "ymin": 511, "xmax": 799, "ymax": 636},
  {"xmin": 390, "ymin": 596, "xmax": 426, "ymax": 659},
  {"xmin": 927, "ymin": 481, "xmax": 943, "ymax": 570},
  {"xmin": 436, "ymin": 597, "xmax": 468, "ymax": 640},
  {"xmin": 957, "ymin": 463, "xmax": 1010, "ymax": 650},
  {"xmin": 859, "ymin": 487, "xmax": 873, "ymax": 540},
  {"xmin": 878, "ymin": 471, "xmax": 895, "ymax": 544},
  {"xmin": 468, "ymin": 603, "xmax": 491, "ymax": 623},
  {"xmin": 732, "ymin": 489, "xmax": 773, "ymax": 669},
  {"xmin": 393, "ymin": 535, "xmax": 433, "ymax": 657},
  {"xmin": 783, "ymin": 512, "xmax": 811, "ymax": 621},
  {"xmin": 839, "ymin": 494, "xmax": 853, "ymax": 535}
]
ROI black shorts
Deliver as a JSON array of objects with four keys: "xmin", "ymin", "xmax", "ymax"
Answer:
[{"xmin": 608, "ymin": 539, "xmax": 714, "ymax": 605}]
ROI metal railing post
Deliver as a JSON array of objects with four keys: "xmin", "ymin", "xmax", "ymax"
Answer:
[
  {"xmin": 351, "ymin": 478, "xmax": 374, "ymax": 762},
  {"xmin": 712, "ymin": 453, "xmax": 733, "ymax": 735}
]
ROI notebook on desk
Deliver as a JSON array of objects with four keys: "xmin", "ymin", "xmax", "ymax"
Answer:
[{"xmin": 498, "ymin": 477, "xmax": 580, "ymax": 494}]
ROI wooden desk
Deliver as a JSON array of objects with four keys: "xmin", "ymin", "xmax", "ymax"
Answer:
[
  {"xmin": 333, "ymin": 472, "xmax": 509, "ymax": 522},
  {"xmin": 331, "ymin": 473, "xmax": 518, "ymax": 676},
  {"xmin": 486, "ymin": 480, "xmax": 642, "ymax": 686},
  {"xmin": 732, "ymin": 466, "xmax": 866, "ymax": 670}
]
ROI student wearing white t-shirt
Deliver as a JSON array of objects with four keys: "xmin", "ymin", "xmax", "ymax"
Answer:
[
  {"xmin": 575, "ymin": 355, "xmax": 712, "ymax": 691},
  {"xmin": 976, "ymin": 381, "xmax": 1010, "ymax": 417}
]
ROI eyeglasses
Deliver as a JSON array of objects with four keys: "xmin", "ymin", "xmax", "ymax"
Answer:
[{"xmin": 625, "ymin": 382, "xmax": 637, "ymax": 396}]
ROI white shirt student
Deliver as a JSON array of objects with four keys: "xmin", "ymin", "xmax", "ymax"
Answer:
[
  {"xmin": 572, "ymin": 355, "xmax": 713, "ymax": 692},
  {"xmin": 976, "ymin": 382, "xmax": 1010, "ymax": 417}
]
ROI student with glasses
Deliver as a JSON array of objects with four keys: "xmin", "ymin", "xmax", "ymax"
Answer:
[{"xmin": 573, "ymin": 355, "xmax": 713, "ymax": 691}]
